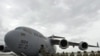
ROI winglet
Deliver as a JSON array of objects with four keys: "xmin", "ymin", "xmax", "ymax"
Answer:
[{"xmin": 97, "ymin": 42, "xmax": 99, "ymax": 47}]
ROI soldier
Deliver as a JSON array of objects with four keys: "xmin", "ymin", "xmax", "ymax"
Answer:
[
  {"xmin": 89, "ymin": 51, "xmax": 96, "ymax": 56},
  {"xmin": 54, "ymin": 53, "xmax": 57, "ymax": 56},
  {"xmin": 61, "ymin": 52, "xmax": 65, "ymax": 56},
  {"xmin": 46, "ymin": 52, "xmax": 51, "ymax": 56},
  {"xmin": 77, "ymin": 51, "xmax": 82, "ymax": 56},
  {"xmin": 39, "ymin": 45, "xmax": 47, "ymax": 56},
  {"xmin": 96, "ymin": 51, "xmax": 100, "ymax": 56},
  {"xmin": 51, "ymin": 54, "xmax": 55, "ymax": 56},
  {"xmin": 65, "ymin": 52, "xmax": 68, "ymax": 56},
  {"xmin": 83, "ymin": 51, "xmax": 88, "ymax": 56},
  {"xmin": 70, "ymin": 52, "xmax": 74, "ymax": 56},
  {"xmin": 56, "ymin": 53, "xmax": 60, "ymax": 56}
]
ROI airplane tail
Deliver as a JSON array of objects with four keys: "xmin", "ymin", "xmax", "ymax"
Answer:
[{"xmin": 97, "ymin": 42, "xmax": 99, "ymax": 47}]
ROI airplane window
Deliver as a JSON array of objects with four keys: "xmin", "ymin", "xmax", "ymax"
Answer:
[
  {"xmin": 23, "ymin": 28, "xmax": 32, "ymax": 34},
  {"xmin": 33, "ymin": 32, "xmax": 45, "ymax": 38},
  {"xmin": 15, "ymin": 27, "xmax": 32, "ymax": 34},
  {"xmin": 15, "ymin": 27, "xmax": 45, "ymax": 38}
]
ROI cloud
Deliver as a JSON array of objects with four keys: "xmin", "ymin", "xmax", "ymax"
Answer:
[{"xmin": 0, "ymin": 0, "xmax": 100, "ymax": 52}]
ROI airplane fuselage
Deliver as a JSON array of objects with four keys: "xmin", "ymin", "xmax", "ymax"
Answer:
[{"xmin": 5, "ymin": 27, "xmax": 56, "ymax": 56}]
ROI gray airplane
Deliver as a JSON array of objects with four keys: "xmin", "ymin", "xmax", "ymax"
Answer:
[{"xmin": 0, "ymin": 27, "xmax": 99, "ymax": 56}]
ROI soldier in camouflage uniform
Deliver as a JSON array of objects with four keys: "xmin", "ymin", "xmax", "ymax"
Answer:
[
  {"xmin": 61, "ymin": 52, "xmax": 66, "ymax": 56},
  {"xmin": 56, "ymin": 53, "xmax": 60, "ymax": 56},
  {"xmin": 65, "ymin": 52, "xmax": 68, "ymax": 56},
  {"xmin": 70, "ymin": 52, "xmax": 74, "ymax": 56},
  {"xmin": 54, "ymin": 53, "xmax": 56, "ymax": 56},
  {"xmin": 51, "ymin": 54, "xmax": 55, "ymax": 56},
  {"xmin": 39, "ymin": 45, "xmax": 47, "ymax": 56},
  {"xmin": 46, "ymin": 52, "xmax": 51, "ymax": 56},
  {"xmin": 96, "ymin": 51, "xmax": 100, "ymax": 56},
  {"xmin": 83, "ymin": 51, "xmax": 88, "ymax": 56},
  {"xmin": 89, "ymin": 51, "xmax": 95, "ymax": 56},
  {"xmin": 77, "ymin": 51, "xmax": 82, "ymax": 56}
]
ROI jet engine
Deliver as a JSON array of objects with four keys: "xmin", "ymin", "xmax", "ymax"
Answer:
[
  {"xmin": 79, "ymin": 42, "xmax": 88, "ymax": 50},
  {"xmin": 0, "ymin": 45, "xmax": 11, "ymax": 52},
  {"xmin": 59, "ymin": 39, "xmax": 69, "ymax": 49}
]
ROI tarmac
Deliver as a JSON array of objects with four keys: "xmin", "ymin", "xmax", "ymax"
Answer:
[
  {"xmin": 0, "ymin": 52, "xmax": 16, "ymax": 56},
  {"xmin": 0, "ymin": 54, "xmax": 15, "ymax": 56},
  {"xmin": 0, "ymin": 52, "xmax": 93, "ymax": 56},
  {"xmin": 0, "ymin": 51, "xmax": 99, "ymax": 56}
]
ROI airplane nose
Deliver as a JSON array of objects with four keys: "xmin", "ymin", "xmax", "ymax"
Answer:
[
  {"xmin": 4, "ymin": 30, "xmax": 24, "ymax": 51},
  {"xmin": 4, "ymin": 28, "xmax": 42, "ymax": 56}
]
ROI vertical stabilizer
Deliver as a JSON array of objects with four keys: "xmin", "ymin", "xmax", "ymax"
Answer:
[{"xmin": 97, "ymin": 42, "xmax": 99, "ymax": 47}]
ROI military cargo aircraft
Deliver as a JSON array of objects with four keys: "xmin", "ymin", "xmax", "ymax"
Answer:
[{"xmin": 0, "ymin": 27, "xmax": 99, "ymax": 56}]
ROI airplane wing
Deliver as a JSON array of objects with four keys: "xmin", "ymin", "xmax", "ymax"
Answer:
[
  {"xmin": 49, "ymin": 35, "xmax": 99, "ymax": 50},
  {"xmin": 69, "ymin": 42, "xmax": 99, "ymax": 47}
]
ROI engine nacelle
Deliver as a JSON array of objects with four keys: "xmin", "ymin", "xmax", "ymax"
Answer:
[
  {"xmin": 0, "ymin": 45, "xmax": 11, "ymax": 52},
  {"xmin": 59, "ymin": 39, "xmax": 69, "ymax": 49},
  {"xmin": 79, "ymin": 42, "xmax": 88, "ymax": 50}
]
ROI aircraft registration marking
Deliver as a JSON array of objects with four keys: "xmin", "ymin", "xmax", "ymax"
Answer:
[{"xmin": 18, "ymin": 40, "xmax": 29, "ymax": 49}]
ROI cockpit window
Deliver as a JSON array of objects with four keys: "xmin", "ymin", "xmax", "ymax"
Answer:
[
  {"xmin": 23, "ymin": 28, "xmax": 32, "ymax": 34},
  {"xmin": 15, "ymin": 27, "xmax": 45, "ymax": 38},
  {"xmin": 15, "ymin": 27, "xmax": 32, "ymax": 34}
]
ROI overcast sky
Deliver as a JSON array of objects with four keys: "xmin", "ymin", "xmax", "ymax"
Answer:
[{"xmin": 0, "ymin": 0, "xmax": 100, "ymax": 52}]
